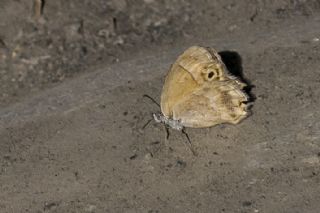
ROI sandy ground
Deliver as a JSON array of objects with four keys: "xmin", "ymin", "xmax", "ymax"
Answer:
[{"xmin": 1, "ymin": 1, "xmax": 320, "ymax": 213}]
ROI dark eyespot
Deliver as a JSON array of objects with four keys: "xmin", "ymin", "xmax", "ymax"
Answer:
[{"xmin": 208, "ymin": 72, "xmax": 214, "ymax": 79}]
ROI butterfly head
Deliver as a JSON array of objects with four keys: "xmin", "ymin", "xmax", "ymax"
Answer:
[{"xmin": 153, "ymin": 113, "xmax": 184, "ymax": 131}]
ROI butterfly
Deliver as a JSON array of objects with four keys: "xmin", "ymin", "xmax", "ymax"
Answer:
[
  {"xmin": 153, "ymin": 45, "xmax": 249, "ymax": 130},
  {"xmin": 145, "ymin": 46, "xmax": 250, "ymax": 155}
]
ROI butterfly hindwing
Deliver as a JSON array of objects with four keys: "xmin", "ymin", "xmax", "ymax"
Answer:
[{"xmin": 172, "ymin": 81, "xmax": 248, "ymax": 128}]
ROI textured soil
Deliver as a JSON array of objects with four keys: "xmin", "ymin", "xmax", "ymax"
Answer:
[
  {"xmin": 1, "ymin": 0, "xmax": 320, "ymax": 213},
  {"xmin": 1, "ymin": 0, "xmax": 319, "ymax": 107}
]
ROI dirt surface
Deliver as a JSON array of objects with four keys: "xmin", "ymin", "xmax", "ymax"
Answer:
[
  {"xmin": 1, "ymin": 0, "xmax": 320, "ymax": 107},
  {"xmin": 1, "ymin": 0, "xmax": 320, "ymax": 212}
]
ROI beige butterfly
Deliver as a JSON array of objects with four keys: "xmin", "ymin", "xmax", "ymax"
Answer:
[{"xmin": 153, "ymin": 46, "xmax": 249, "ymax": 131}]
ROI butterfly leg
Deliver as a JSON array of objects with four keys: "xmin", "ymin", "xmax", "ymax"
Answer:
[
  {"xmin": 142, "ymin": 118, "xmax": 153, "ymax": 129},
  {"xmin": 181, "ymin": 129, "xmax": 197, "ymax": 156},
  {"xmin": 165, "ymin": 126, "xmax": 170, "ymax": 140},
  {"xmin": 162, "ymin": 125, "xmax": 171, "ymax": 151}
]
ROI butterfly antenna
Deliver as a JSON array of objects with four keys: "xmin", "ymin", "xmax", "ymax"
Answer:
[
  {"xmin": 143, "ymin": 94, "xmax": 160, "ymax": 108},
  {"xmin": 142, "ymin": 118, "xmax": 153, "ymax": 129},
  {"xmin": 182, "ymin": 129, "xmax": 197, "ymax": 156}
]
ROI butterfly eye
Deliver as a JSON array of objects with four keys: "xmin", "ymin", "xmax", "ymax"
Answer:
[{"xmin": 208, "ymin": 72, "xmax": 214, "ymax": 79}]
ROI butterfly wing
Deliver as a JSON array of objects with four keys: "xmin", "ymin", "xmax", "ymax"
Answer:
[
  {"xmin": 160, "ymin": 60, "xmax": 199, "ymax": 118},
  {"xmin": 171, "ymin": 80, "xmax": 248, "ymax": 128},
  {"xmin": 161, "ymin": 46, "xmax": 222, "ymax": 117},
  {"xmin": 160, "ymin": 45, "xmax": 249, "ymax": 128}
]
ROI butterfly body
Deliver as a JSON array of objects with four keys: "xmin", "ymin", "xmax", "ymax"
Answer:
[
  {"xmin": 156, "ymin": 46, "xmax": 249, "ymax": 129},
  {"xmin": 153, "ymin": 113, "xmax": 183, "ymax": 130}
]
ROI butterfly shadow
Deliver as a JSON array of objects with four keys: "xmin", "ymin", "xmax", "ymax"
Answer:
[{"xmin": 219, "ymin": 51, "xmax": 256, "ymax": 103}]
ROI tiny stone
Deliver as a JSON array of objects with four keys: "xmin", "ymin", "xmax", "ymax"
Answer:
[
  {"xmin": 242, "ymin": 201, "xmax": 252, "ymax": 207},
  {"xmin": 144, "ymin": 153, "xmax": 153, "ymax": 160}
]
